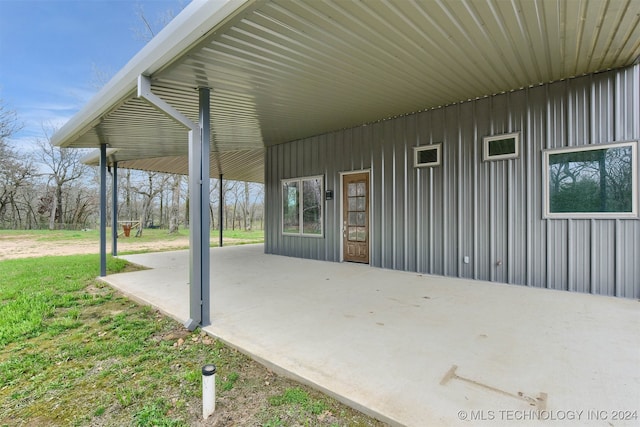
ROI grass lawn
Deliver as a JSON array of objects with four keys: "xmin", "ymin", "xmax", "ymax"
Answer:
[{"xmin": 0, "ymin": 254, "xmax": 384, "ymax": 426}]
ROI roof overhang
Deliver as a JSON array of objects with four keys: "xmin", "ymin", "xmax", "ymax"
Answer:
[{"xmin": 54, "ymin": 0, "xmax": 640, "ymax": 183}]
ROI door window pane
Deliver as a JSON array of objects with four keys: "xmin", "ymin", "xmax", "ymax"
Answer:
[
  {"xmin": 348, "ymin": 227, "xmax": 357, "ymax": 241},
  {"xmin": 348, "ymin": 212, "xmax": 357, "ymax": 226}
]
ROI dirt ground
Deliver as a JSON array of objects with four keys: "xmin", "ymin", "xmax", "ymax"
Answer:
[
  {"xmin": 0, "ymin": 233, "xmax": 251, "ymax": 261},
  {"xmin": 0, "ymin": 233, "xmax": 190, "ymax": 260}
]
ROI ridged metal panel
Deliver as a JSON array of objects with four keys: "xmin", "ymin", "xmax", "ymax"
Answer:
[
  {"xmin": 58, "ymin": 0, "xmax": 640, "ymax": 187},
  {"xmin": 489, "ymin": 93, "xmax": 511, "ymax": 284},
  {"xmin": 457, "ymin": 102, "xmax": 473, "ymax": 280},
  {"xmin": 510, "ymin": 89, "xmax": 528, "ymax": 286},
  {"xmin": 265, "ymin": 66, "xmax": 639, "ymax": 298},
  {"xmin": 429, "ymin": 109, "xmax": 446, "ymax": 276},
  {"xmin": 386, "ymin": 125, "xmax": 397, "ymax": 266},
  {"xmin": 526, "ymin": 85, "xmax": 547, "ymax": 289},
  {"xmin": 591, "ymin": 220, "xmax": 616, "ymax": 296},
  {"xmin": 443, "ymin": 106, "xmax": 459, "ymax": 277},
  {"xmin": 405, "ymin": 115, "xmax": 418, "ymax": 273},
  {"xmin": 475, "ymin": 97, "xmax": 492, "ymax": 282},
  {"xmin": 619, "ymin": 221, "xmax": 640, "ymax": 297},
  {"xmin": 117, "ymin": 149, "xmax": 264, "ymax": 183}
]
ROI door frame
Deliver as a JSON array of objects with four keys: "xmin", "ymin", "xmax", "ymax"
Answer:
[{"xmin": 339, "ymin": 169, "xmax": 371, "ymax": 263}]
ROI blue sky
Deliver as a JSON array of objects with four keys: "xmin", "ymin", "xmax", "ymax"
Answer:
[{"xmin": 0, "ymin": 0, "xmax": 190, "ymax": 149}]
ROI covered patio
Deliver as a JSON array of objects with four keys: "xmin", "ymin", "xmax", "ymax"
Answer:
[
  {"xmin": 53, "ymin": 0, "xmax": 640, "ymax": 330},
  {"xmin": 102, "ymin": 244, "xmax": 640, "ymax": 426},
  {"xmin": 54, "ymin": 1, "xmax": 639, "ymax": 422}
]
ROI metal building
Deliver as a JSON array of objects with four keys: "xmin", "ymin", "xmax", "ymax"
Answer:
[
  {"xmin": 265, "ymin": 66, "xmax": 640, "ymax": 298},
  {"xmin": 53, "ymin": 0, "xmax": 640, "ymax": 328}
]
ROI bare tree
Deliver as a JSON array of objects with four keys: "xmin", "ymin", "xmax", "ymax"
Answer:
[
  {"xmin": 0, "ymin": 101, "xmax": 34, "ymax": 227},
  {"xmin": 238, "ymin": 182, "xmax": 264, "ymax": 230},
  {"xmin": 133, "ymin": 2, "xmax": 188, "ymax": 234},
  {"xmin": 250, "ymin": 183, "xmax": 265, "ymax": 230},
  {"xmin": 132, "ymin": 0, "xmax": 187, "ymax": 41},
  {"xmin": 226, "ymin": 180, "xmax": 240, "ymax": 230},
  {"xmin": 36, "ymin": 125, "xmax": 88, "ymax": 230},
  {"xmin": 0, "ymin": 98, "xmax": 22, "ymax": 141},
  {"xmin": 168, "ymin": 174, "xmax": 183, "ymax": 233},
  {"xmin": 0, "ymin": 132, "xmax": 36, "ymax": 228},
  {"xmin": 131, "ymin": 172, "xmax": 168, "ymax": 236},
  {"xmin": 90, "ymin": 62, "xmax": 115, "ymax": 90},
  {"xmin": 209, "ymin": 177, "xmax": 227, "ymax": 231}
]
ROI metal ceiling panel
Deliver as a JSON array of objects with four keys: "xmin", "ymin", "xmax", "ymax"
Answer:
[
  {"xmin": 85, "ymin": 149, "xmax": 265, "ymax": 183},
  {"xmin": 118, "ymin": 149, "xmax": 265, "ymax": 182},
  {"xmin": 55, "ymin": 0, "xmax": 640, "ymax": 182}
]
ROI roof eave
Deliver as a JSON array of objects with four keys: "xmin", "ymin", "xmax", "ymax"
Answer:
[{"xmin": 52, "ymin": 0, "xmax": 254, "ymax": 148}]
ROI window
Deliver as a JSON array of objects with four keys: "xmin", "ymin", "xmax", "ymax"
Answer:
[
  {"xmin": 543, "ymin": 141, "xmax": 638, "ymax": 218},
  {"xmin": 414, "ymin": 144, "xmax": 441, "ymax": 167},
  {"xmin": 483, "ymin": 132, "xmax": 520, "ymax": 161},
  {"xmin": 282, "ymin": 176, "xmax": 324, "ymax": 236}
]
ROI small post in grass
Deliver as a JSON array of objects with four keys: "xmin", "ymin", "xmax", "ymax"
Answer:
[{"xmin": 202, "ymin": 364, "xmax": 216, "ymax": 419}]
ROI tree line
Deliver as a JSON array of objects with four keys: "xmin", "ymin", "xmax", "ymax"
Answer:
[{"xmin": 0, "ymin": 99, "xmax": 264, "ymax": 233}]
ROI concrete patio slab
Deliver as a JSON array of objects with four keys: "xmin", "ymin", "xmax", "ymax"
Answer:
[{"xmin": 102, "ymin": 244, "xmax": 640, "ymax": 426}]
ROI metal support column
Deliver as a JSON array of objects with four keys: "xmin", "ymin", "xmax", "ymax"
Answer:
[
  {"xmin": 219, "ymin": 174, "xmax": 223, "ymax": 248},
  {"xmin": 99, "ymin": 144, "xmax": 107, "ymax": 277},
  {"xmin": 111, "ymin": 162, "xmax": 118, "ymax": 256},
  {"xmin": 138, "ymin": 75, "xmax": 211, "ymax": 329},
  {"xmin": 185, "ymin": 123, "xmax": 204, "ymax": 330},
  {"xmin": 198, "ymin": 87, "xmax": 211, "ymax": 327}
]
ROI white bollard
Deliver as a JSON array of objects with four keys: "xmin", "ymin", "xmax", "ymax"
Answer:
[{"xmin": 202, "ymin": 364, "xmax": 216, "ymax": 419}]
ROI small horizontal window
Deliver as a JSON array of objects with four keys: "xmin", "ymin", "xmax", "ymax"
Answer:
[
  {"xmin": 414, "ymin": 144, "xmax": 441, "ymax": 167},
  {"xmin": 543, "ymin": 141, "xmax": 638, "ymax": 218},
  {"xmin": 483, "ymin": 132, "xmax": 519, "ymax": 161}
]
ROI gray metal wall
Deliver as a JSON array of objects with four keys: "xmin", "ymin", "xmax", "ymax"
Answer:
[{"xmin": 265, "ymin": 65, "xmax": 640, "ymax": 298}]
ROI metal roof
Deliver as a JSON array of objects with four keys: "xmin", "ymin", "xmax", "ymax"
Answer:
[{"xmin": 54, "ymin": 0, "xmax": 640, "ymax": 183}]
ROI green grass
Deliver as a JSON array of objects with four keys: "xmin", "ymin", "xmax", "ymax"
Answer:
[
  {"xmin": 269, "ymin": 387, "xmax": 328, "ymax": 417},
  {"xmin": 0, "ymin": 255, "xmax": 128, "ymax": 346},
  {"xmin": 0, "ymin": 254, "xmax": 234, "ymax": 425},
  {"xmin": 0, "ymin": 253, "xmax": 384, "ymax": 427}
]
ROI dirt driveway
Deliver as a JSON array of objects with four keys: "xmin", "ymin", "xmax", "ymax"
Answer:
[
  {"xmin": 0, "ymin": 233, "xmax": 190, "ymax": 261},
  {"xmin": 0, "ymin": 233, "xmax": 254, "ymax": 261}
]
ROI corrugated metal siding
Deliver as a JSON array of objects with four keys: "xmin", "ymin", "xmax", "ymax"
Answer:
[{"xmin": 265, "ymin": 66, "xmax": 640, "ymax": 298}]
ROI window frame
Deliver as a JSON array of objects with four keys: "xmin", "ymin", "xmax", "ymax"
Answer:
[
  {"xmin": 281, "ymin": 175, "xmax": 325, "ymax": 237},
  {"xmin": 413, "ymin": 144, "xmax": 442, "ymax": 168},
  {"xmin": 542, "ymin": 141, "xmax": 638, "ymax": 219},
  {"xmin": 483, "ymin": 132, "xmax": 520, "ymax": 161}
]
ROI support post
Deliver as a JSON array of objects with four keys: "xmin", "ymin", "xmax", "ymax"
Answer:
[
  {"xmin": 219, "ymin": 174, "xmax": 223, "ymax": 248},
  {"xmin": 183, "ymin": 87, "xmax": 211, "ymax": 330},
  {"xmin": 185, "ymin": 126, "xmax": 203, "ymax": 330},
  {"xmin": 111, "ymin": 162, "xmax": 118, "ymax": 256},
  {"xmin": 137, "ymin": 75, "xmax": 210, "ymax": 329},
  {"xmin": 199, "ymin": 87, "xmax": 211, "ymax": 327},
  {"xmin": 99, "ymin": 144, "xmax": 107, "ymax": 277}
]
